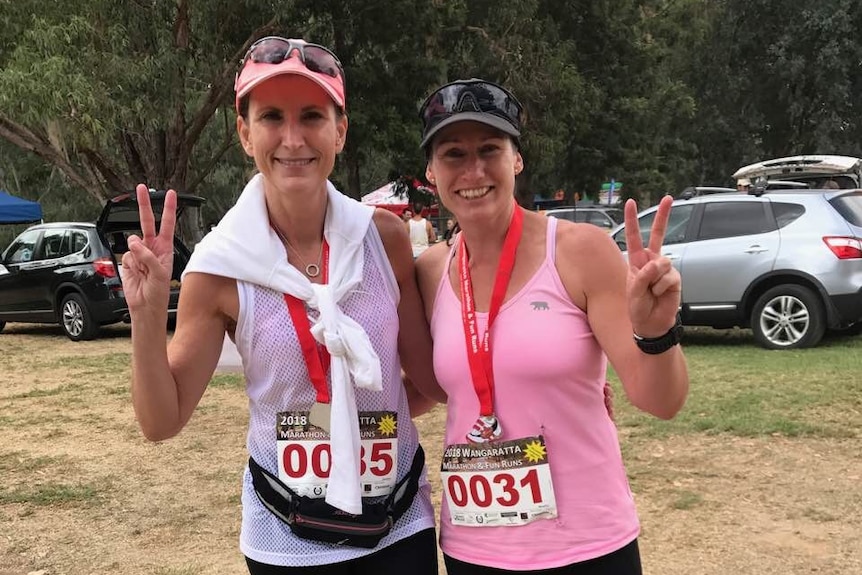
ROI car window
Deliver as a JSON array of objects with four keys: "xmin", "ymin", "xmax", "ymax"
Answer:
[
  {"xmin": 546, "ymin": 209, "xmax": 572, "ymax": 222},
  {"xmin": 696, "ymin": 202, "xmax": 776, "ymax": 240},
  {"xmin": 37, "ymin": 229, "xmax": 67, "ymax": 260},
  {"xmin": 612, "ymin": 204, "xmax": 694, "ymax": 250},
  {"xmin": 770, "ymin": 202, "xmax": 806, "ymax": 229},
  {"xmin": 829, "ymin": 192, "xmax": 862, "ymax": 226},
  {"xmin": 4, "ymin": 229, "xmax": 41, "ymax": 264},
  {"xmin": 69, "ymin": 231, "xmax": 89, "ymax": 254},
  {"xmin": 586, "ymin": 212, "xmax": 614, "ymax": 229}
]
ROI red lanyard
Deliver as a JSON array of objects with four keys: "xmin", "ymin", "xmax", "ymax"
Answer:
[
  {"xmin": 458, "ymin": 202, "xmax": 524, "ymax": 416},
  {"xmin": 284, "ymin": 241, "xmax": 331, "ymax": 403}
]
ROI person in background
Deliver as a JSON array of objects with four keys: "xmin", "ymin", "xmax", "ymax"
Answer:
[
  {"xmin": 401, "ymin": 207, "xmax": 414, "ymax": 222},
  {"xmin": 122, "ymin": 36, "xmax": 442, "ymax": 574},
  {"xmin": 441, "ymin": 218, "xmax": 457, "ymax": 243},
  {"xmin": 414, "ymin": 78, "xmax": 689, "ymax": 575},
  {"xmin": 736, "ymin": 177, "xmax": 751, "ymax": 192},
  {"xmin": 407, "ymin": 202, "xmax": 436, "ymax": 258}
]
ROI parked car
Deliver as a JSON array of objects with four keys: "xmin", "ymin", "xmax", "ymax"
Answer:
[
  {"xmin": 545, "ymin": 205, "xmax": 624, "ymax": 232},
  {"xmin": 0, "ymin": 190, "xmax": 204, "ymax": 340},
  {"xmin": 610, "ymin": 186, "xmax": 862, "ymax": 349}
]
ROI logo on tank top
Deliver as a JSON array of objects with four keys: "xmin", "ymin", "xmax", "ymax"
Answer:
[{"xmin": 530, "ymin": 301, "xmax": 549, "ymax": 311}]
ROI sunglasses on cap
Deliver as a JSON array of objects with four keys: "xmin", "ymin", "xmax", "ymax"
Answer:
[
  {"xmin": 238, "ymin": 37, "xmax": 344, "ymax": 80},
  {"xmin": 418, "ymin": 79, "xmax": 523, "ymax": 148}
]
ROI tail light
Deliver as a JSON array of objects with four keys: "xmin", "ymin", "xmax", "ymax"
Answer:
[
  {"xmin": 92, "ymin": 257, "xmax": 117, "ymax": 278},
  {"xmin": 823, "ymin": 236, "xmax": 862, "ymax": 259}
]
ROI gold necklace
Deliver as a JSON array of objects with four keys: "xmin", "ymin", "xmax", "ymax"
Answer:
[{"xmin": 272, "ymin": 225, "xmax": 323, "ymax": 278}]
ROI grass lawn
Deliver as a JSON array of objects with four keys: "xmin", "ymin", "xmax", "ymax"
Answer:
[{"xmin": 0, "ymin": 323, "xmax": 860, "ymax": 574}]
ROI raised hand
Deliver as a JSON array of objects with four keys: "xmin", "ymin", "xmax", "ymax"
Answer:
[
  {"xmin": 623, "ymin": 196, "xmax": 681, "ymax": 337},
  {"xmin": 121, "ymin": 184, "xmax": 177, "ymax": 317}
]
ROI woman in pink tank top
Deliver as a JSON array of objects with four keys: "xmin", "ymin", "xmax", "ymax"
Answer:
[{"xmin": 414, "ymin": 79, "xmax": 690, "ymax": 574}]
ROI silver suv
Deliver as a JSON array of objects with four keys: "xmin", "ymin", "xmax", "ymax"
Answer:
[{"xmin": 611, "ymin": 187, "xmax": 862, "ymax": 349}]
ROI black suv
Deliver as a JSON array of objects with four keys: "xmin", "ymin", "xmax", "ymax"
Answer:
[{"xmin": 0, "ymin": 191, "xmax": 204, "ymax": 340}]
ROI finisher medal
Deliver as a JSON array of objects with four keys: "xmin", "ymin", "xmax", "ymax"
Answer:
[{"xmin": 466, "ymin": 413, "xmax": 503, "ymax": 444}]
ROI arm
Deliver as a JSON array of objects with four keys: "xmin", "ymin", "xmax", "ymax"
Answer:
[
  {"xmin": 123, "ymin": 184, "xmax": 227, "ymax": 441},
  {"xmin": 557, "ymin": 200, "xmax": 688, "ymax": 419},
  {"xmin": 373, "ymin": 209, "xmax": 447, "ymax": 408},
  {"xmin": 426, "ymin": 220, "xmax": 437, "ymax": 243}
]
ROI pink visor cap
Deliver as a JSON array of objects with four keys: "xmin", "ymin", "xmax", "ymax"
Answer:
[{"xmin": 234, "ymin": 56, "xmax": 346, "ymax": 112}]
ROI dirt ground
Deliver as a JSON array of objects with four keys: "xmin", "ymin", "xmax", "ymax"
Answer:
[{"xmin": 1, "ymin": 323, "xmax": 860, "ymax": 574}]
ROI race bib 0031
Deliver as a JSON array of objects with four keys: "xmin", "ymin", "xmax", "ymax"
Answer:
[
  {"xmin": 276, "ymin": 410, "xmax": 399, "ymax": 498},
  {"xmin": 441, "ymin": 435, "xmax": 557, "ymax": 527}
]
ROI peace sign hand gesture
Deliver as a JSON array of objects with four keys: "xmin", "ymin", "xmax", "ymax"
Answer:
[
  {"xmin": 121, "ymin": 184, "xmax": 177, "ymax": 318},
  {"xmin": 623, "ymin": 196, "xmax": 681, "ymax": 337}
]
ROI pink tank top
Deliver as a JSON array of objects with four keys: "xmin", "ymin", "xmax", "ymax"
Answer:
[{"xmin": 430, "ymin": 217, "xmax": 639, "ymax": 569}]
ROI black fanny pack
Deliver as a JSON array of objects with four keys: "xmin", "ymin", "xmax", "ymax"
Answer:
[{"xmin": 248, "ymin": 446, "xmax": 424, "ymax": 549}]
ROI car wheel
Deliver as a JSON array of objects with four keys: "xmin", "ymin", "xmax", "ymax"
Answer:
[
  {"xmin": 60, "ymin": 293, "xmax": 99, "ymax": 341},
  {"xmin": 751, "ymin": 285, "xmax": 825, "ymax": 349}
]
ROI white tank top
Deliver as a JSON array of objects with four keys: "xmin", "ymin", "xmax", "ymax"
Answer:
[
  {"xmin": 235, "ymin": 224, "xmax": 435, "ymax": 567},
  {"xmin": 409, "ymin": 218, "xmax": 430, "ymax": 257}
]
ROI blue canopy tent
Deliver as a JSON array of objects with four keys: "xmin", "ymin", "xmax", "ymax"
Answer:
[{"xmin": 0, "ymin": 190, "xmax": 42, "ymax": 224}]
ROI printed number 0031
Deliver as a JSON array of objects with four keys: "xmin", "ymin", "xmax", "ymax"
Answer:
[
  {"xmin": 447, "ymin": 469, "xmax": 542, "ymax": 508},
  {"xmin": 282, "ymin": 442, "xmax": 394, "ymax": 479}
]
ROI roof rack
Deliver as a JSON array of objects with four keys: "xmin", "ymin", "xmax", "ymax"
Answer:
[{"xmin": 678, "ymin": 186, "xmax": 736, "ymax": 200}]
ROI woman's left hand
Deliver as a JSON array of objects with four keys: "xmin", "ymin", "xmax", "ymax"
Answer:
[{"xmin": 623, "ymin": 196, "xmax": 681, "ymax": 337}]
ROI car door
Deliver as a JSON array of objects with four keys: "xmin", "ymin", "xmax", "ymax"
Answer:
[
  {"xmin": 25, "ymin": 228, "xmax": 70, "ymax": 314},
  {"xmin": 680, "ymin": 200, "xmax": 779, "ymax": 307},
  {"xmin": 611, "ymin": 203, "xmax": 696, "ymax": 275},
  {"xmin": 0, "ymin": 229, "xmax": 43, "ymax": 315}
]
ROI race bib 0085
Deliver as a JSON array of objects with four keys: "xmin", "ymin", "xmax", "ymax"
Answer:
[{"xmin": 276, "ymin": 410, "xmax": 399, "ymax": 498}]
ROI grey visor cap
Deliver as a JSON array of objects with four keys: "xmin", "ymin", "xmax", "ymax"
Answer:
[{"xmin": 420, "ymin": 111, "xmax": 521, "ymax": 149}]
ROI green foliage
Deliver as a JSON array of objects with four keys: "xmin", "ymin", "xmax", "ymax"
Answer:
[{"xmin": 2, "ymin": 0, "xmax": 862, "ymax": 222}]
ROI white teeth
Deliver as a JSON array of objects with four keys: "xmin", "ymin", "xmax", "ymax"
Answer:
[
  {"xmin": 458, "ymin": 187, "xmax": 490, "ymax": 199},
  {"xmin": 277, "ymin": 158, "xmax": 313, "ymax": 167}
]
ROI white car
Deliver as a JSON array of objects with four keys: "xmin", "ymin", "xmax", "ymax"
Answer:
[{"xmin": 733, "ymin": 155, "xmax": 862, "ymax": 190}]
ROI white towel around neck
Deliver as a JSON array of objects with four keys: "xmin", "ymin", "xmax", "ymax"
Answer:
[{"xmin": 184, "ymin": 173, "xmax": 381, "ymax": 514}]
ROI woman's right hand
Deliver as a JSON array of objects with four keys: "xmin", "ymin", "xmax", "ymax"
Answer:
[{"xmin": 121, "ymin": 184, "xmax": 177, "ymax": 316}]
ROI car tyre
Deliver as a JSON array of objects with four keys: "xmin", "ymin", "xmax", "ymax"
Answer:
[
  {"xmin": 751, "ymin": 285, "xmax": 825, "ymax": 350},
  {"xmin": 60, "ymin": 293, "xmax": 99, "ymax": 341}
]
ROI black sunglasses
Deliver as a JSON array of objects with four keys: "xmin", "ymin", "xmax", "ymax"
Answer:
[
  {"xmin": 238, "ymin": 37, "xmax": 344, "ymax": 80},
  {"xmin": 419, "ymin": 79, "xmax": 523, "ymax": 140}
]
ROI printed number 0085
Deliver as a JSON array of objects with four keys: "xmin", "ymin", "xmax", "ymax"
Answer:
[
  {"xmin": 447, "ymin": 469, "xmax": 542, "ymax": 508},
  {"xmin": 282, "ymin": 442, "xmax": 394, "ymax": 479}
]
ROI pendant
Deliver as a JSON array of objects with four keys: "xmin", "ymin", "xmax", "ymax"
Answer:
[
  {"xmin": 466, "ymin": 413, "xmax": 503, "ymax": 444},
  {"xmin": 309, "ymin": 401, "xmax": 332, "ymax": 432},
  {"xmin": 305, "ymin": 263, "xmax": 320, "ymax": 278}
]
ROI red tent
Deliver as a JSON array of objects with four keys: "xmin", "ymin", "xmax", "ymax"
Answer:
[{"xmin": 361, "ymin": 181, "xmax": 439, "ymax": 217}]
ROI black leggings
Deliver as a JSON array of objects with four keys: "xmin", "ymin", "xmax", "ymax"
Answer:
[
  {"xmin": 444, "ymin": 539, "xmax": 642, "ymax": 575},
  {"xmin": 245, "ymin": 528, "xmax": 438, "ymax": 575}
]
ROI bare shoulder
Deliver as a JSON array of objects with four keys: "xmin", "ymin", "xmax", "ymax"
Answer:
[
  {"xmin": 556, "ymin": 218, "xmax": 624, "ymax": 266},
  {"xmin": 372, "ymin": 208, "xmax": 413, "ymax": 282},
  {"xmin": 372, "ymin": 207, "xmax": 407, "ymax": 242},
  {"xmin": 415, "ymin": 240, "xmax": 450, "ymax": 316},
  {"xmin": 554, "ymin": 219, "xmax": 626, "ymax": 306},
  {"xmin": 177, "ymin": 272, "xmax": 238, "ymax": 326},
  {"xmin": 416, "ymin": 241, "xmax": 449, "ymax": 286}
]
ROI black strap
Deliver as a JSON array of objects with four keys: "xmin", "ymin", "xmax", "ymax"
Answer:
[{"xmin": 248, "ymin": 445, "xmax": 425, "ymax": 523}]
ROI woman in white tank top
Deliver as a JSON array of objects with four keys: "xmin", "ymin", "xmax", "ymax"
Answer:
[{"xmin": 121, "ymin": 37, "xmax": 446, "ymax": 574}]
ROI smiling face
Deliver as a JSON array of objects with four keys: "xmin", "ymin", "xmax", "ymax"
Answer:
[
  {"xmin": 237, "ymin": 74, "xmax": 347, "ymax": 198},
  {"xmin": 426, "ymin": 121, "xmax": 523, "ymax": 225}
]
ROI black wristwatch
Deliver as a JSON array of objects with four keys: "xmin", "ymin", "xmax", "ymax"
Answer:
[{"xmin": 633, "ymin": 313, "xmax": 683, "ymax": 355}]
